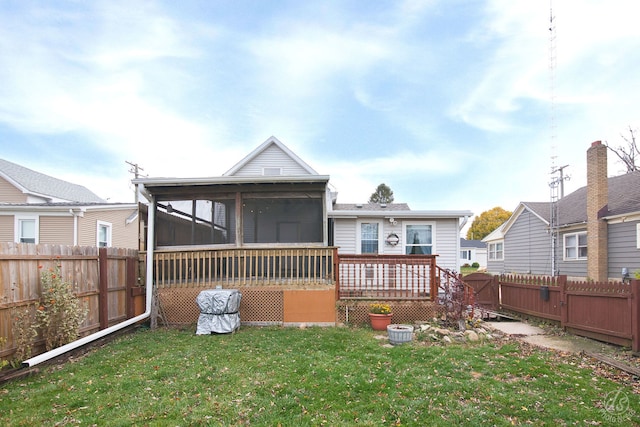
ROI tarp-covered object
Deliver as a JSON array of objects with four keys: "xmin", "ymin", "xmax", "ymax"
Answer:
[{"xmin": 196, "ymin": 289, "xmax": 242, "ymax": 334}]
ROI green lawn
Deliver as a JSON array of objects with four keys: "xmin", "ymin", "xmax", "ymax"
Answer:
[{"xmin": 1, "ymin": 326, "xmax": 638, "ymax": 426}]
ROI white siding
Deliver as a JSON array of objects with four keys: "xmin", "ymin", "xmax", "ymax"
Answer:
[
  {"xmin": 231, "ymin": 145, "xmax": 312, "ymax": 176},
  {"xmin": 433, "ymin": 218, "xmax": 459, "ymax": 271},
  {"xmin": 333, "ymin": 218, "xmax": 356, "ymax": 253}
]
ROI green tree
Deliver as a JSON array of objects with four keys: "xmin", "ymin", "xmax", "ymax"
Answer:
[
  {"xmin": 369, "ymin": 183, "xmax": 394, "ymax": 204},
  {"xmin": 466, "ymin": 207, "xmax": 512, "ymax": 241}
]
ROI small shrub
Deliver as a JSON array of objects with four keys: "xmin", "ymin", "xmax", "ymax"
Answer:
[
  {"xmin": 0, "ymin": 337, "xmax": 7, "ymax": 370},
  {"xmin": 35, "ymin": 264, "xmax": 88, "ymax": 351},
  {"xmin": 462, "ymin": 263, "xmax": 470, "ymax": 268},
  {"xmin": 471, "ymin": 262, "xmax": 480, "ymax": 269},
  {"xmin": 11, "ymin": 306, "xmax": 37, "ymax": 367}
]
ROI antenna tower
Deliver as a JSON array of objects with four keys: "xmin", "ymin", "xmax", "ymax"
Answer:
[{"xmin": 548, "ymin": 2, "xmax": 569, "ymax": 276}]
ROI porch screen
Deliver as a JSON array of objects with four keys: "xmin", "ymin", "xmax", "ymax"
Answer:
[{"xmin": 243, "ymin": 197, "xmax": 322, "ymax": 243}]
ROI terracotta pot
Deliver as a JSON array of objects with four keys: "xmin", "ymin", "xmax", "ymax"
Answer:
[{"xmin": 369, "ymin": 313, "xmax": 393, "ymax": 331}]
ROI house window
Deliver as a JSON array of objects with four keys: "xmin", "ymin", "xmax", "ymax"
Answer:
[
  {"xmin": 488, "ymin": 242, "xmax": 503, "ymax": 260},
  {"xmin": 564, "ymin": 232, "xmax": 587, "ymax": 260},
  {"xmin": 360, "ymin": 222, "xmax": 379, "ymax": 254},
  {"xmin": 460, "ymin": 250, "xmax": 471, "ymax": 260},
  {"xmin": 16, "ymin": 217, "xmax": 38, "ymax": 243},
  {"xmin": 404, "ymin": 224, "xmax": 433, "ymax": 255},
  {"xmin": 97, "ymin": 221, "xmax": 112, "ymax": 248}
]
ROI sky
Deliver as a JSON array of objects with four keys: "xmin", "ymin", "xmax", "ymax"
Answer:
[{"xmin": 1, "ymin": 0, "xmax": 639, "ymax": 233}]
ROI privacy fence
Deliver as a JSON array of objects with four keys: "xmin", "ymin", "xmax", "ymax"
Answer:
[
  {"xmin": 465, "ymin": 273, "xmax": 640, "ymax": 352},
  {"xmin": 0, "ymin": 243, "xmax": 143, "ymax": 363}
]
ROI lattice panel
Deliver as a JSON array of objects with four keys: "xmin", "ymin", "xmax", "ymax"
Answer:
[
  {"xmin": 158, "ymin": 288, "xmax": 202, "ymax": 325},
  {"xmin": 157, "ymin": 287, "xmax": 285, "ymax": 325},
  {"xmin": 336, "ymin": 301, "xmax": 441, "ymax": 326},
  {"xmin": 235, "ymin": 287, "xmax": 284, "ymax": 323}
]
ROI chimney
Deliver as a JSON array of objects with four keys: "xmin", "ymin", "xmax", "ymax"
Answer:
[{"xmin": 586, "ymin": 140, "xmax": 608, "ymax": 281}]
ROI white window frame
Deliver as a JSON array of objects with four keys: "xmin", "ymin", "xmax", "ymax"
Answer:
[
  {"xmin": 460, "ymin": 249, "xmax": 472, "ymax": 260},
  {"xmin": 563, "ymin": 231, "xmax": 587, "ymax": 261},
  {"xmin": 637, "ymin": 223, "xmax": 640, "ymax": 249},
  {"xmin": 357, "ymin": 220, "xmax": 383, "ymax": 254},
  {"xmin": 15, "ymin": 215, "xmax": 39, "ymax": 244},
  {"xmin": 97, "ymin": 221, "xmax": 112, "ymax": 248},
  {"xmin": 488, "ymin": 241, "xmax": 503, "ymax": 261},
  {"xmin": 403, "ymin": 222, "xmax": 435, "ymax": 255}
]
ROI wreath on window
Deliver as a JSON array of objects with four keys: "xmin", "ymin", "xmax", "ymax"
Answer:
[{"xmin": 385, "ymin": 233, "xmax": 399, "ymax": 246}]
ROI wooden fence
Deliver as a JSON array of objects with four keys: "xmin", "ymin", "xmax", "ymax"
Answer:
[
  {"xmin": 0, "ymin": 243, "xmax": 143, "ymax": 362},
  {"xmin": 466, "ymin": 274, "xmax": 640, "ymax": 352}
]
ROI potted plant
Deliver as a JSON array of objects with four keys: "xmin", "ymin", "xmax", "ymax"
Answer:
[{"xmin": 368, "ymin": 303, "xmax": 392, "ymax": 330}]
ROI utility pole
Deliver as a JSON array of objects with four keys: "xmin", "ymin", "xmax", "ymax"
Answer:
[{"xmin": 126, "ymin": 161, "xmax": 145, "ymax": 204}]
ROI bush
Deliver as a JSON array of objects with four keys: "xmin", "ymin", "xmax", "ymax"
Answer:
[
  {"xmin": 11, "ymin": 306, "xmax": 37, "ymax": 367},
  {"xmin": 471, "ymin": 262, "xmax": 480, "ymax": 269},
  {"xmin": 35, "ymin": 264, "xmax": 87, "ymax": 351}
]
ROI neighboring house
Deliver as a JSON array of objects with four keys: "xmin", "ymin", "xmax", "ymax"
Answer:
[
  {"xmin": 459, "ymin": 238, "xmax": 487, "ymax": 268},
  {"xmin": 484, "ymin": 141, "xmax": 640, "ymax": 281},
  {"xmin": 0, "ymin": 158, "xmax": 139, "ymax": 249}
]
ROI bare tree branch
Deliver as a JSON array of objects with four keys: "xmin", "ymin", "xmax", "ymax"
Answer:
[{"xmin": 605, "ymin": 126, "xmax": 639, "ymax": 173}]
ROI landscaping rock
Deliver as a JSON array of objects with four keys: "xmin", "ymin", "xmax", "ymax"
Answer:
[{"xmin": 464, "ymin": 330, "xmax": 480, "ymax": 342}]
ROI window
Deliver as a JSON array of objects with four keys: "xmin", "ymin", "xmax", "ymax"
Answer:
[
  {"xmin": 16, "ymin": 217, "xmax": 38, "ymax": 243},
  {"xmin": 488, "ymin": 242, "xmax": 503, "ymax": 260},
  {"xmin": 564, "ymin": 232, "xmax": 587, "ymax": 260},
  {"xmin": 637, "ymin": 223, "xmax": 640, "ymax": 249},
  {"xmin": 405, "ymin": 224, "xmax": 433, "ymax": 255},
  {"xmin": 360, "ymin": 222, "xmax": 379, "ymax": 254},
  {"xmin": 97, "ymin": 221, "xmax": 112, "ymax": 248},
  {"xmin": 460, "ymin": 250, "xmax": 471, "ymax": 260}
]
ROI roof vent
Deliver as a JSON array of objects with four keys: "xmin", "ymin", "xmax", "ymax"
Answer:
[
  {"xmin": 355, "ymin": 204, "xmax": 363, "ymax": 208},
  {"xmin": 380, "ymin": 203, "xmax": 387, "ymax": 208}
]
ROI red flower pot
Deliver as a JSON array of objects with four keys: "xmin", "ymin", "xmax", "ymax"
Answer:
[{"xmin": 369, "ymin": 313, "xmax": 393, "ymax": 331}]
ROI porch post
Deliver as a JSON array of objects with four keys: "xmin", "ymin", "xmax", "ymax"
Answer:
[{"xmin": 235, "ymin": 192, "xmax": 243, "ymax": 247}]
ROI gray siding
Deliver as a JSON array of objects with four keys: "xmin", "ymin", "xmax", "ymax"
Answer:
[
  {"xmin": 486, "ymin": 257, "xmax": 504, "ymax": 275},
  {"xmin": 504, "ymin": 210, "xmax": 551, "ymax": 275},
  {"xmin": 232, "ymin": 145, "xmax": 312, "ymax": 176},
  {"xmin": 608, "ymin": 220, "xmax": 640, "ymax": 278},
  {"xmin": 557, "ymin": 228, "xmax": 588, "ymax": 278}
]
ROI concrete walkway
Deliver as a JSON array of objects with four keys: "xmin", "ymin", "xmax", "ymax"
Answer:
[{"xmin": 486, "ymin": 320, "xmax": 607, "ymax": 354}]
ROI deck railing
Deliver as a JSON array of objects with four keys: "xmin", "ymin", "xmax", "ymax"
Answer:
[
  {"xmin": 151, "ymin": 247, "xmax": 336, "ymax": 288},
  {"xmin": 336, "ymin": 254, "xmax": 438, "ymax": 300}
]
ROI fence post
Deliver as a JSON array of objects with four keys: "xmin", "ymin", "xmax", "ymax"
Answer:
[
  {"xmin": 632, "ymin": 279, "xmax": 640, "ymax": 353},
  {"xmin": 98, "ymin": 248, "xmax": 109, "ymax": 330},
  {"xmin": 558, "ymin": 275, "xmax": 568, "ymax": 329},
  {"xmin": 492, "ymin": 275, "xmax": 500, "ymax": 310},
  {"xmin": 126, "ymin": 255, "xmax": 137, "ymax": 319},
  {"xmin": 429, "ymin": 256, "xmax": 437, "ymax": 300},
  {"xmin": 333, "ymin": 248, "xmax": 340, "ymax": 301}
]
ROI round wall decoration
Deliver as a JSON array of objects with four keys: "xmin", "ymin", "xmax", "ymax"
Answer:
[{"xmin": 386, "ymin": 233, "xmax": 399, "ymax": 246}]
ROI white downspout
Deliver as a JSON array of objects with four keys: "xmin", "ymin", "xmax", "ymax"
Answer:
[{"xmin": 22, "ymin": 197, "xmax": 156, "ymax": 368}]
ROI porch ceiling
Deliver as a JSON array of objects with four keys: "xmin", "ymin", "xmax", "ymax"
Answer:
[{"xmin": 134, "ymin": 176, "xmax": 330, "ymax": 201}]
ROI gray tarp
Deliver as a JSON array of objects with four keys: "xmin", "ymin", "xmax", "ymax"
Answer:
[{"xmin": 196, "ymin": 289, "xmax": 242, "ymax": 334}]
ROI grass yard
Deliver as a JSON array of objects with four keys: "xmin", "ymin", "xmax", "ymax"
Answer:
[{"xmin": 1, "ymin": 326, "xmax": 638, "ymax": 426}]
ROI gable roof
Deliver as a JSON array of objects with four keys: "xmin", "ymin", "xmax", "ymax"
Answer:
[
  {"xmin": 496, "ymin": 171, "xmax": 640, "ymax": 236},
  {"xmin": 0, "ymin": 158, "xmax": 105, "ymax": 203},
  {"xmin": 333, "ymin": 202, "xmax": 411, "ymax": 211},
  {"xmin": 460, "ymin": 238, "xmax": 486, "ymax": 248},
  {"xmin": 223, "ymin": 136, "xmax": 319, "ymax": 176}
]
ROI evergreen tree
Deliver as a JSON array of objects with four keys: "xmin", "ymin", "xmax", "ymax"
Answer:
[{"xmin": 369, "ymin": 183, "xmax": 394, "ymax": 204}]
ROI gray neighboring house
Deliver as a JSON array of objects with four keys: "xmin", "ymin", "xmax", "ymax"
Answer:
[
  {"xmin": 484, "ymin": 141, "xmax": 640, "ymax": 281},
  {"xmin": 0, "ymin": 158, "xmax": 139, "ymax": 249}
]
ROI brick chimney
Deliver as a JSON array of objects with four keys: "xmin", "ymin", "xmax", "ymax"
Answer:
[{"xmin": 586, "ymin": 141, "xmax": 608, "ymax": 281}]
